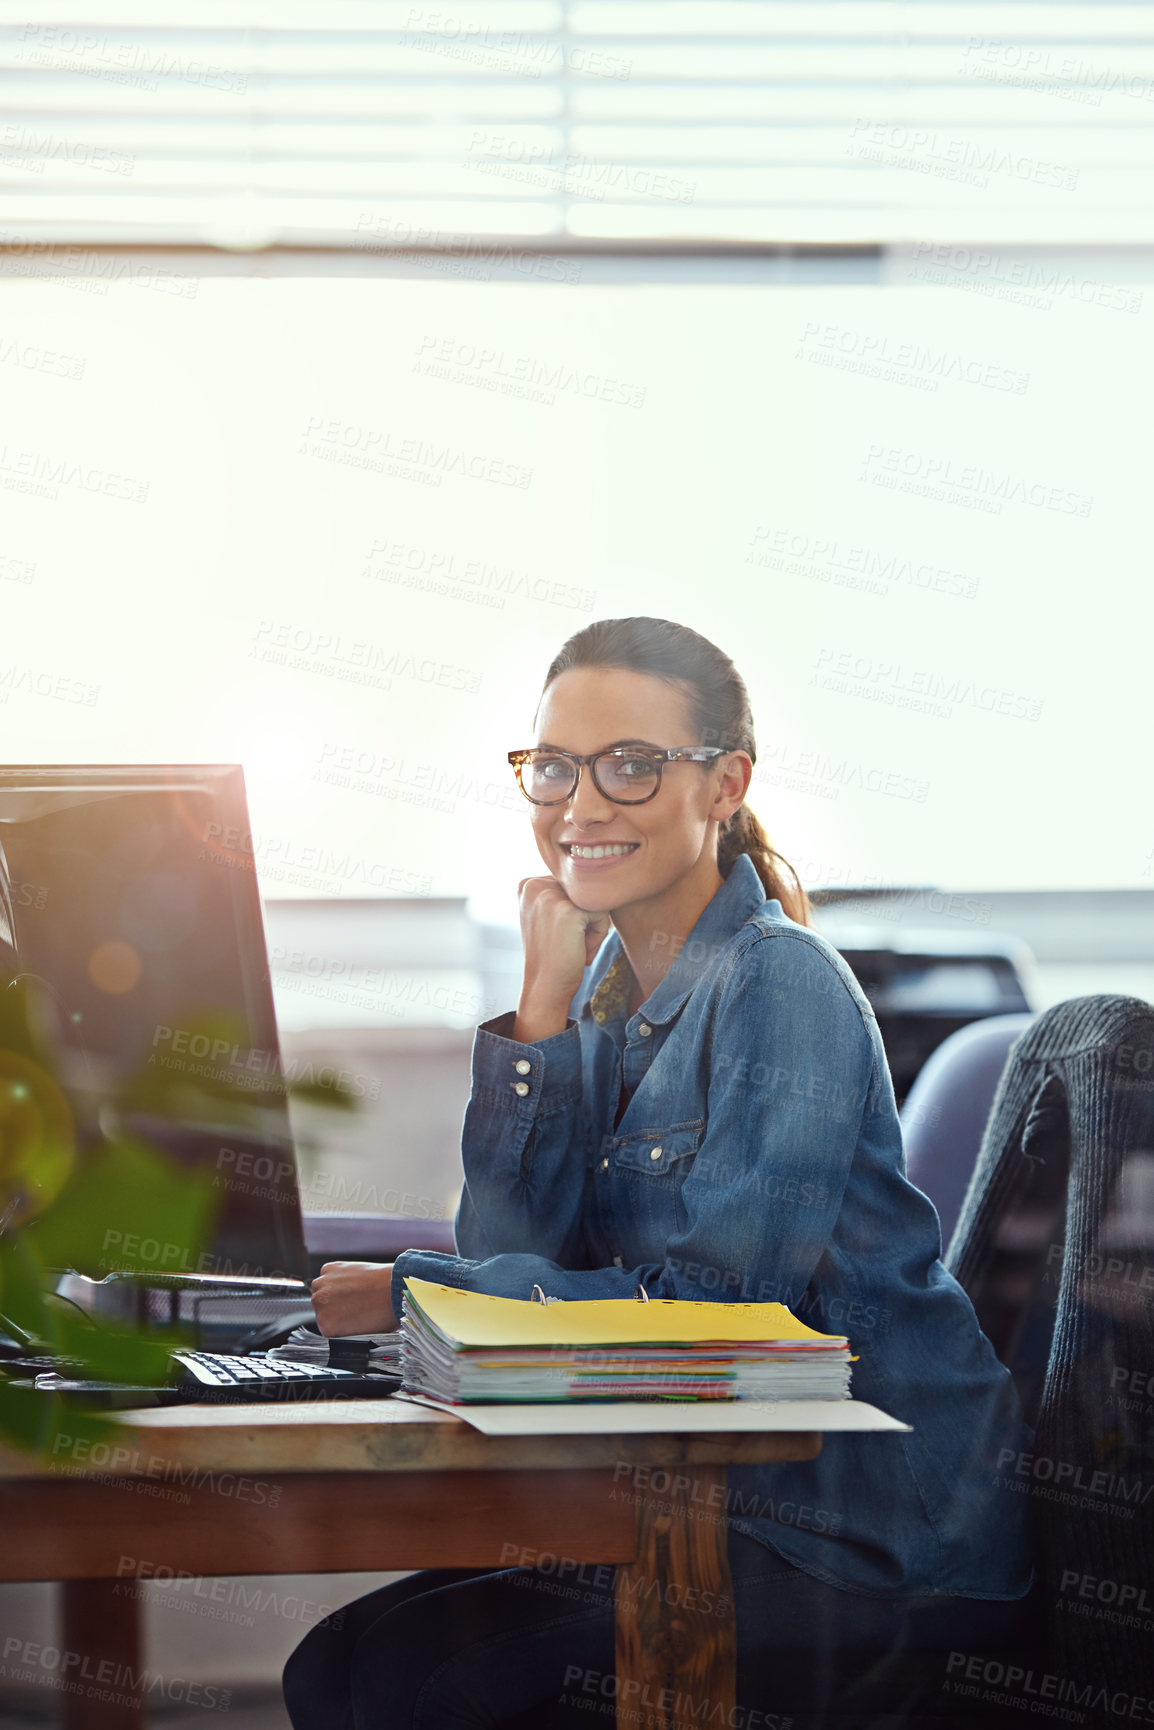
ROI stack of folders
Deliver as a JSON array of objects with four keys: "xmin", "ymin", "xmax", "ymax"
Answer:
[{"xmin": 399, "ymin": 1277, "xmax": 852, "ymax": 1404}]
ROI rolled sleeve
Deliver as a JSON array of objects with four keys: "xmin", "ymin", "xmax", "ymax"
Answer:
[
  {"xmin": 391, "ymin": 1248, "xmax": 661, "ymax": 1321},
  {"xmin": 454, "ymin": 1010, "xmax": 589, "ymax": 1256},
  {"xmin": 469, "ymin": 1010, "xmax": 583, "ymax": 1118},
  {"xmin": 391, "ymin": 1012, "xmax": 590, "ymax": 1320},
  {"xmin": 391, "ymin": 1247, "xmax": 483, "ymax": 1323}
]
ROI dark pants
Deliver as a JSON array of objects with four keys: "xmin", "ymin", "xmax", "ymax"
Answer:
[{"xmin": 282, "ymin": 1530, "xmax": 1028, "ymax": 1730}]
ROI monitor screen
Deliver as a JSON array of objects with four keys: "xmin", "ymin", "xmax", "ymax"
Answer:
[{"xmin": 0, "ymin": 765, "xmax": 309, "ymax": 1283}]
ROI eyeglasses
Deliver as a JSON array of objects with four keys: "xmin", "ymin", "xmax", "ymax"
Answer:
[{"xmin": 507, "ymin": 745, "xmax": 728, "ymax": 807}]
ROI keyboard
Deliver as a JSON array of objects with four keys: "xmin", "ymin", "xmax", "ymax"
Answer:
[
  {"xmin": 173, "ymin": 1349, "xmax": 401, "ymax": 1400},
  {"xmin": 24, "ymin": 1348, "xmax": 402, "ymax": 1407}
]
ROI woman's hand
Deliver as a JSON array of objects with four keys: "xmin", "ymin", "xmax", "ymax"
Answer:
[
  {"xmin": 513, "ymin": 875, "xmax": 611, "ymax": 1043},
  {"xmin": 310, "ymin": 1261, "xmax": 397, "ymax": 1337}
]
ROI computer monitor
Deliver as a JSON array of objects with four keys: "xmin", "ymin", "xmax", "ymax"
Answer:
[{"xmin": 0, "ymin": 765, "xmax": 309, "ymax": 1283}]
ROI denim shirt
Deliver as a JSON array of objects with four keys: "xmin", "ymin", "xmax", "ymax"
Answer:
[{"xmin": 392, "ymin": 854, "xmax": 1034, "ymax": 1599}]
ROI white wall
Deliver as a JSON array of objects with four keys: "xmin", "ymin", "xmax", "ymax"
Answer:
[{"xmin": 2, "ymin": 256, "xmax": 1150, "ymax": 932}]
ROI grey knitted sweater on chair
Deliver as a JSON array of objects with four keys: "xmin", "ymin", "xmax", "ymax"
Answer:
[{"xmin": 946, "ymin": 995, "xmax": 1154, "ymax": 1716}]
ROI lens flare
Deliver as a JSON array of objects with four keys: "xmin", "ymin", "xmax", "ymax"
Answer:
[{"xmin": 0, "ymin": 1050, "xmax": 75, "ymax": 1226}]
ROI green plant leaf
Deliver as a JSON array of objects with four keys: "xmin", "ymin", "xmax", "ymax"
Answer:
[{"xmin": 23, "ymin": 1135, "xmax": 219, "ymax": 1280}]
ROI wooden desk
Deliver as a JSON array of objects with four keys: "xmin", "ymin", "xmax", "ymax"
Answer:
[{"xmin": 0, "ymin": 1396, "xmax": 822, "ymax": 1730}]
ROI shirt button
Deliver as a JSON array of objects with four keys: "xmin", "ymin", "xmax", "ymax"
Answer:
[
  {"xmin": 513, "ymin": 1081, "xmax": 530, "ymax": 1097},
  {"xmin": 514, "ymin": 1059, "xmax": 531, "ymax": 1074},
  {"xmin": 649, "ymin": 1145, "xmax": 663, "ymax": 1160},
  {"xmin": 600, "ymin": 1158, "xmax": 609, "ymax": 1171},
  {"xmin": 638, "ymin": 1022, "xmax": 652, "ymax": 1037}
]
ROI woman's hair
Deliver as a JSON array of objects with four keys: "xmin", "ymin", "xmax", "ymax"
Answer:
[{"xmin": 539, "ymin": 616, "xmax": 811, "ymax": 926}]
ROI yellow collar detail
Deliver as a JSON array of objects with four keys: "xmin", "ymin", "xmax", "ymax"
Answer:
[{"xmin": 590, "ymin": 952, "xmax": 634, "ymax": 1025}]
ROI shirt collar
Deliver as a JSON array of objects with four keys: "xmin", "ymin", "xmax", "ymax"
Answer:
[{"xmin": 582, "ymin": 852, "xmax": 769, "ymax": 1029}]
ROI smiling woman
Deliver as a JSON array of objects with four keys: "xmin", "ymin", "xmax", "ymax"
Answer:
[
  {"xmin": 502, "ymin": 619, "xmax": 811, "ymax": 1047},
  {"xmin": 284, "ymin": 616, "xmax": 1036, "ymax": 1728},
  {"xmin": 526, "ymin": 616, "xmax": 810, "ymax": 913}
]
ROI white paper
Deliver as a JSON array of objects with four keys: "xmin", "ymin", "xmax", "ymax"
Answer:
[{"xmin": 393, "ymin": 1392, "xmax": 911, "ymax": 1436}]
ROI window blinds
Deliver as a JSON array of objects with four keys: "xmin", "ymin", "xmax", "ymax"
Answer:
[{"xmin": 1, "ymin": 1, "xmax": 1151, "ymax": 248}]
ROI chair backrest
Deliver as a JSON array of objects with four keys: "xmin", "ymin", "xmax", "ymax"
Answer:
[
  {"xmin": 944, "ymin": 996, "xmax": 1154, "ymax": 1712},
  {"xmin": 899, "ymin": 1013, "xmax": 1034, "ymax": 1249}
]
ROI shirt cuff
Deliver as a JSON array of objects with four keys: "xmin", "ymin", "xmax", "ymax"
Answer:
[
  {"xmin": 471, "ymin": 1011, "xmax": 582, "ymax": 1115},
  {"xmin": 392, "ymin": 1248, "xmax": 480, "ymax": 1327}
]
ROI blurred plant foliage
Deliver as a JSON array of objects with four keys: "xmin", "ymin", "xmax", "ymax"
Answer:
[{"xmin": 0, "ymin": 977, "xmax": 363, "ymax": 1461}]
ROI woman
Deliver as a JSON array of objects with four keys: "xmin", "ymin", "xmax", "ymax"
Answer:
[{"xmin": 285, "ymin": 616, "xmax": 1033, "ymax": 1728}]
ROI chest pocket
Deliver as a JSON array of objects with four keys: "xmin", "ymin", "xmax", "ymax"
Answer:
[
  {"xmin": 604, "ymin": 1121, "xmax": 703, "ymax": 1242},
  {"xmin": 607, "ymin": 1122, "xmax": 704, "ymax": 1176}
]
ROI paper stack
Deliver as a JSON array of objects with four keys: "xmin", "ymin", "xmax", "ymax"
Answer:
[
  {"xmin": 268, "ymin": 1326, "xmax": 403, "ymax": 1376},
  {"xmin": 399, "ymin": 1277, "xmax": 852, "ymax": 1404}
]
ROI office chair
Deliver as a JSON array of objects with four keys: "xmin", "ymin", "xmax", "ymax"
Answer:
[
  {"xmin": 899, "ymin": 1013, "xmax": 1034, "ymax": 1251},
  {"xmin": 943, "ymin": 996, "xmax": 1154, "ymax": 1722}
]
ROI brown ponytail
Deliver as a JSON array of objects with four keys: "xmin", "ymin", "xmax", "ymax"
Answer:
[
  {"xmin": 716, "ymin": 805, "xmax": 811, "ymax": 927},
  {"xmin": 539, "ymin": 616, "xmax": 812, "ymax": 928}
]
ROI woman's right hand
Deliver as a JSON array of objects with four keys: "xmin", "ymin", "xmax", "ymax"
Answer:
[{"xmin": 512, "ymin": 875, "xmax": 610, "ymax": 1043}]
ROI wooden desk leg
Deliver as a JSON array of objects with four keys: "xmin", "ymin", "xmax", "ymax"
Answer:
[
  {"xmin": 615, "ymin": 1462, "xmax": 736, "ymax": 1730},
  {"xmin": 60, "ymin": 1578, "xmax": 144, "ymax": 1730}
]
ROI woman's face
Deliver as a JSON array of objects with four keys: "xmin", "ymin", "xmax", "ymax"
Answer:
[{"xmin": 528, "ymin": 667, "xmax": 748, "ymax": 914}]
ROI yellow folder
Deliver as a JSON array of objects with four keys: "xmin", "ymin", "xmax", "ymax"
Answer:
[{"xmin": 402, "ymin": 1276, "xmax": 844, "ymax": 1350}]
